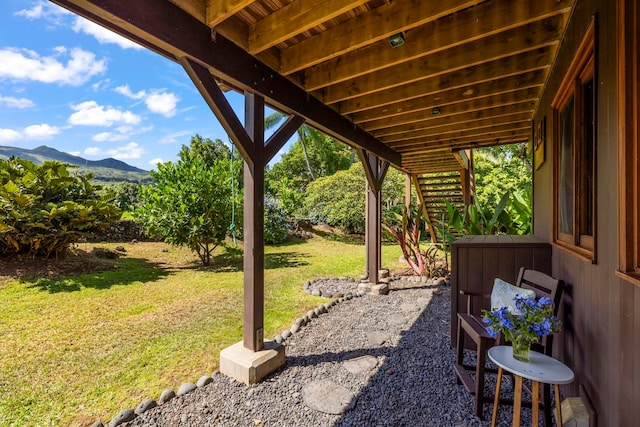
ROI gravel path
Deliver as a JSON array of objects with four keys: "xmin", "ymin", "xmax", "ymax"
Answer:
[{"xmin": 120, "ymin": 279, "xmax": 537, "ymax": 427}]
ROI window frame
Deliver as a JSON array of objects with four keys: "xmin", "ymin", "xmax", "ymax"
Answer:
[
  {"xmin": 618, "ymin": 0, "xmax": 640, "ymax": 284},
  {"xmin": 552, "ymin": 20, "xmax": 597, "ymax": 262}
]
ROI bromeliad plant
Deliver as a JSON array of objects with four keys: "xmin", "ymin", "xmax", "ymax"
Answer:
[{"xmin": 482, "ymin": 296, "xmax": 562, "ymax": 358}]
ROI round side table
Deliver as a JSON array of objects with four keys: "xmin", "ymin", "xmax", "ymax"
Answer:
[{"xmin": 488, "ymin": 346, "xmax": 574, "ymax": 427}]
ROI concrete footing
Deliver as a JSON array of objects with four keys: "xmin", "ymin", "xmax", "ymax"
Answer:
[
  {"xmin": 219, "ymin": 340, "xmax": 285, "ymax": 385},
  {"xmin": 561, "ymin": 397, "xmax": 590, "ymax": 426},
  {"xmin": 358, "ymin": 282, "xmax": 390, "ymax": 295}
]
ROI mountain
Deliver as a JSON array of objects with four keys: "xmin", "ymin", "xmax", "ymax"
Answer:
[{"xmin": 0, "ymin": 145, "xmax": 152, "ymax": 183}]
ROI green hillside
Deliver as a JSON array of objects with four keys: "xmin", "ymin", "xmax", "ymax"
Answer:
[{"xmin": 0, "ymin": 145, "xmax": 152, "ymax": 184}]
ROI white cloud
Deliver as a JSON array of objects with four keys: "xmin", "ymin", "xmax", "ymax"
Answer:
[
  {"xmin": 69, "ymin": 101, "xmax": 141, "ymax": 126},
  {"xmin": 69, "ymin": 151, "xmax": 81, "ymax": 156},
  {"xmin": 84, "ymin": 142, "xmax": 146, "ymax": 160},
  {"xmin": 72, "ymin": 17, "xmax": 142, "ymax": 50},
  {"xmin": 115, "ymin": 85, "xmax": 180, "ymax": 117},
  {"xmin": 149, "ymin": 158, "xmax": 164, "ymax": 165},
  {"xmin": 23, "ymin": 124, "xmax": 61, "ymax": 139},
  {"xmin": 115, "ymin": 84, "xmax": 146, "ymax": 100},
  {"xmin": 92, "ymin": 79, "xmax": 111, "ymax": 92},
  {"xmin": 92, "ymin": 132, "xmax": 129, "ymax": 142},
  {"xmin": 145, "ymin": 91, "xmax": 179, "ymax": 117},
  {"xmin": 15, "ymin": 1, "xmax": 70, "ymax": 20},
  {"xmin": 158, "ymin": 130, "xmax": 192, "ymax": 145},
  {"xmin": 0, "ymin": 124, "xmax": 60, "ymax": 143},
  {"xmin": 0, "ymin": 128, "xmax": 23, "ymax": 143},
  {"xmin": 0, "ymin": 95, "xmax": 35, "ymax": 109},
  {"xmin": 0, "ymin": 47, "xmax": 106, "ymax": 86}
]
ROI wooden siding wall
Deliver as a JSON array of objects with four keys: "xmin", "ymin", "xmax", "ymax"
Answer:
[{"xmin": 533, "ymin": 0, "xmax": 640, "ymax": 424}]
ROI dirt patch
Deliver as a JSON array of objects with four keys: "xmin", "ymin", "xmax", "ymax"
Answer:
[{"xmin": 0, "ymin": 246, "xmax": 119, "ymax": 283}]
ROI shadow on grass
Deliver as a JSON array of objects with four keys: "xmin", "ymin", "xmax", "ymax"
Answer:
[
  {"xmin": 312, "ymin": 229, "xmax": 364, "ymax": 245},
  {"xmin": 26, "ymin": 258, "xmax": 172, "ymax": 293},
  {"xmin": 205, "ymin": 246, "xmax": 310, "ymax": 273}
]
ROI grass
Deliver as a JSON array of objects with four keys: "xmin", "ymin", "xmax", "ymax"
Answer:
[{"xmin": 0, "ymin": 235, "xmax": 403, "ymax": 426}]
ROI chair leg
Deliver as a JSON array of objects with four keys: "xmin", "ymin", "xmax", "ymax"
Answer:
[
  {"xmin": 455, "ymin": 318, "xmax": 464, "ymax": 385},
  {"xmin": 474, "ymin": 337, "xmax": 487, "ymax": 418}
]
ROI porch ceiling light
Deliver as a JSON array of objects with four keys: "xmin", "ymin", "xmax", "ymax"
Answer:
[
  {"xmin": 388, "ymin": 32, "xmax": 405, "ymax": 48},
  {"xmin": 431, "ymin": 107, "xmax": 441, "ymax": 115}
]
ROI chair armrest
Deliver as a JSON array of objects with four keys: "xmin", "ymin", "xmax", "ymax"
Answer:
[
  {"xmin": 459, "ymin": 289, "xmax": 489, "ymax": 314},
  {"xmin": 459, "ymin": 289, "xmax": 483, "ymax": 297}
]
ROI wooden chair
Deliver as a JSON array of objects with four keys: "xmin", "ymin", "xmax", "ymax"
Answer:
[{"xmin": 454, "ymin": 267, "xmax": 564, "ymax": 421}]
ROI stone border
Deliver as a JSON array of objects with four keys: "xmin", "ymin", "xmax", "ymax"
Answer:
[{"xmin": 92, "ymin": 279, "xmax": 368, "ymax": 427}]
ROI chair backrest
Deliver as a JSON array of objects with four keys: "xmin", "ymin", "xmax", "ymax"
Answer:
[
  {"xmin": 515, "ymin": 267, "xmax": 565, "ymax": 355},
  {"xmin": 516, "ymin": 267, "xmax": 564, "ymax": 311}
]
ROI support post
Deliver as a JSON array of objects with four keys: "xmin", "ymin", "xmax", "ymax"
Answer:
[
  {"xmin": 181, "ymin": 57, "xmax": 304, "ymax": 382},
  {"xmin": 243, "ymin": 92, "xmax": 265, "ymax": 352},
  {"xmin": 358, "ymin": 149, "xmax": 389, "ymax": 290},
  {"xmin": 366, "ymin": 184, "xmax": 382, "ymax": 284}
]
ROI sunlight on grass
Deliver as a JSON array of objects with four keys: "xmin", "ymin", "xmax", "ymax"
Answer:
[{"xmin": 0, "ymin": 236, "xmax": 402, "ymax": 426}]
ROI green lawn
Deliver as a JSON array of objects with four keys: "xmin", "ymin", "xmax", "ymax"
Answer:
[{"xmin": 0, "ymin": 236, "xmax": 402, "ymax": 426}]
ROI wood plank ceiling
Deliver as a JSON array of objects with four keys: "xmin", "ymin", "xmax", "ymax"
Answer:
[{"xmin": 52, "ymin": 0, "xmax": 574, "ymax": 175}]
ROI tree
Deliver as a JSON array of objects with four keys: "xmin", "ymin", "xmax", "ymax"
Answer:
[
  {"xmin": 473, "ymin": 143, "xmax": 532, "ymax": 207},
  {"xmin": 0, "ymin": 159, "xmax": 120, "ymax": 258},
  {"xmin": 100, "ymin": 182, "xmax": 142, "ymax": 212},
  {"xmin": 264, "ymin": 113, "xmax": 353, "ymax": 216},
  {"xmin": 179, "ymin": 134, "xmax": 231, "ymax": 167},
  {"xmin": 303, "ymin": 162, "xmax": 409, "ymax": 233},
  {"xmin": 135, "ymin": 139, "xmax": 239, "ymax": 265}
]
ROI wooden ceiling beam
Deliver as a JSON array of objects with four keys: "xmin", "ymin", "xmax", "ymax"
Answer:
[
  {"xmin": 324, "ymin": 46, "xmax": 554, "ymax": 104},
  {"xmin": 305, "ymin": 11, "xmax": 566, "ymax": 91},
  {"xmin": 349, "ymin": 71, "xmax": 545, "ymax": 119},
  {"xmin": 373, "ymin": 102, "xmax": 534, "ymax": 137},
  {"xmin": 336, "ymin": 48, "xmax": 553, "ymax": 111},
  {"xmin": 380, "ymin": 118, "xmax": 532, "ymax": 144},
  {"xmin": 50, "ymin": 0, "xmax": 402, "ymax": 168},
  {"xmin": 280, "ymin": 0, "xmax": 482, "ymax": 74},
  {"xmin": 386, "ymin": 122, "xmax": 532, "ymax": 147},
  {"xmin": 169, "ymin": 0, "xmax": 206, "ymax": 23},
  {"xmin": 361, "ymin": 88, "xmax": 539, "ymax": 131},
  {"xmin": 248, "ymin": 0, "xmax": 369, "ymax": 54},
  {"xmin": 393, "ymin": 130, "xmax": 531, "ymax": 153},
  {"xmin": 206, "ymin": 0, "xmax": 256, "ymax": 27}
]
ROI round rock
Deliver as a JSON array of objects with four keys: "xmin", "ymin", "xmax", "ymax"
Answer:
[
  {"xmin": 196, "ymin": 375, "xmax": 213, "ymax": 387},
  {"xmin": 109, "ymin": 409, "xmax": 136, "ymax": 427},
  {"xmin": 158, "ymin": 389, "xmax": 175, "ymax": 404},
  {"xmin": 134, "ymin": 398, "xmax": 157, "ymax": 415},
  {"xmin": 302, "ymin": 379, "xmax": 356, "ymax": 415},
  {"xmin": 177, "ymin": 382, "xmax": 197, "ymax": 396}
]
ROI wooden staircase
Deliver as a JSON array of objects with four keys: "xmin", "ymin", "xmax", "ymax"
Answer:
[{"xmin": 412, "ymin": 150, "xmax": 474, "ymax": 243}]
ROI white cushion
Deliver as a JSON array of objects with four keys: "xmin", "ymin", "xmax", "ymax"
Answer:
[{"xmin": 490, "ymin": 278, "xmax": 536, "ymax": 313}]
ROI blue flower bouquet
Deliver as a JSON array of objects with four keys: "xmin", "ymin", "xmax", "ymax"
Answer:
[{"xmin": 483, "ymin": 296, "xmax": 562, "ymax": 361}]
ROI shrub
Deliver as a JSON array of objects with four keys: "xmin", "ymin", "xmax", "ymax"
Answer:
[
  {"xmin": 264, "ymin": 197, "xmax": 290, "ymax": 244},
  {"xmin": 0, "ymin": 159, "xmax": 120, "ymax": 258}
]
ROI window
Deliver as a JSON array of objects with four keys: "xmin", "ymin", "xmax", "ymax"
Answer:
[
  {"xmin": 618, "ymin": 0, "xmax": 640, "ymax": 282},
  {"xmin": 552, "ymin": 21, "xmax": 596, "ymax": 261}
]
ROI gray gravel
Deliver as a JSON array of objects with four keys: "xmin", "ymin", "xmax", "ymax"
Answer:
[{"xmin": 121, "ymin": 279, "xmax": 538, "ymax": 427}]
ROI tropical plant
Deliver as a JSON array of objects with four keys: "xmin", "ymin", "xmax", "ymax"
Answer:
[
  {"xmin": 447, "ymin": 192, "xmax": 515, "ymax": 235},
  {"xmin": 0, "ymin": 159, "xmax": 120, "ymax": 258},
  {"xmin": 382, "ymin": 204, "xmax": 426, "ymax": 275}
]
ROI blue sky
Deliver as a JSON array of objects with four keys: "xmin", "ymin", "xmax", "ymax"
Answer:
[{"xmin": 0, "ymin": 0, "xmax": 278, "ymax": 170}]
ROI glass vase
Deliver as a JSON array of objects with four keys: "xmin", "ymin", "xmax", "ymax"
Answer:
[{"xmin": 511, "ymin": 336, "xmax": 531, "ymax": 362}]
